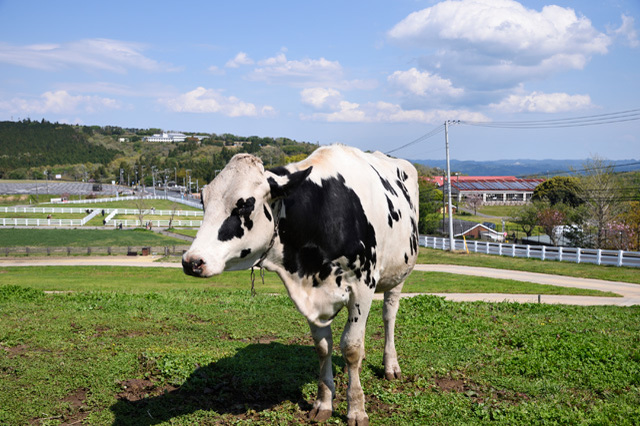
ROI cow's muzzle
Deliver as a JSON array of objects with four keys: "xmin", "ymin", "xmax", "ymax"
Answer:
[{"xmin": 182, "ymin": 257, "xmax": 205, "ymax": 277}]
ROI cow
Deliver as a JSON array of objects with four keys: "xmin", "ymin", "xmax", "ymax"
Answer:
[{"xmin": 182, "ymin": 144, "xmax": 419, "ymax": 425}]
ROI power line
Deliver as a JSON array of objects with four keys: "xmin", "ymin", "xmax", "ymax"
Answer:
[
  {"xmin": 386, "ymin": 124, "xmax": 444, "ymax": 155},
  {"xmin": 460, "ymin": 108, "xmax": 640, "ymax": 129}
]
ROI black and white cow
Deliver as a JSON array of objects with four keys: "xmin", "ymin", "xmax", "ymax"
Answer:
[{"xmin": 183, "ymin": 144, "xmax": 419, "ymax": 425}]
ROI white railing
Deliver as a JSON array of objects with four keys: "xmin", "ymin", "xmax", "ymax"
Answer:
[
  {"xmin": 0, "ymin": 206, "xmax": 203, "ymax": 216},
  {"xmin": 55, "ymin": 195, "xmax": 204, "ymax": 210},
  {"xmin": 420, "ymin": 235, "xmax": 640, "ymax": 268},
  {"xmin": 111, "ymin": 219, "xmax": 202, "ymax": 228},
  {"xmin": 0, "ymin": 218, "xmax": 84, "ymax": 226}
]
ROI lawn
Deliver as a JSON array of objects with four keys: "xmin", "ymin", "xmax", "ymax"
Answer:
[
  {"xmin": 0, "ymin": 266, "xmax": 618, "ymax": 298},
  {"xmin": 0, "ymin": 228, "xmax": 185, "ymax": 247},
  {"xmin": 418, "ymin": 247, "xmax": 640, "ymax": 285},
  {"xmin": 0, "ymin": 284, "xmax": 638, "ymax": 425}
]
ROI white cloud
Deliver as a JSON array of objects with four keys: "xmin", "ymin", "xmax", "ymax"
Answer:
[
  {"xmin": 0, "ymin": 90, "xmax": 120, "ymax": 114},
  {"xmin": 0, "ymin": 39, "xmax": 173, "ymax": 73},
  {"xmin": 300, "ymin": 87, "xmax": 343, "ymax": 110},
  {"xmin": 388, "ymin": 0, "xmax": 612, "ymax": 87},
  {"xmin": 161, "ymin": 87, "xmax": 275, "ymax": 117},
  {"xmin": 388, "ymin": 68, "xmax": 463, "ymax": 98},
  {"xmin": 300, "ymin": 88, "xmax": 487, "ymax": 123},
  {"xmin": 490, "ymin": 91, "xmax": 593, "ymax": 113},
  {"xmin": 225, "ymin": 52, "xmax": 254, "ymax": 68},
  {"xmin": 611, "ymin": 15, "xmax": 639, "ymax": 48},
  {"xmin": 249, "ymin": 52, "xmax": 343, "ymax": 87}
]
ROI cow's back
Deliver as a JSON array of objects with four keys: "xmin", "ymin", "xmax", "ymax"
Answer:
[{"xmin": 286, "ymin": 145, "xmax": 419, "ymax": 293}]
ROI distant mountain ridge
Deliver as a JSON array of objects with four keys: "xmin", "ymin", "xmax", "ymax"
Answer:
[{"xmin": 411, "ymin": 158, "xmax": 640, "ymax": 177}]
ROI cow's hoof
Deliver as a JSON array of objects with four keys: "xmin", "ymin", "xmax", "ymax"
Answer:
[
  {"xmin": 309, "ymin": 407, "xmax": 332, "ymax": 422},
  {"xmin": 385, "ymin": 369, "xmax": 402, "ymax": 380},
  {"xmin": 347, "ymin": 415, "xmax": 369, "ymax": 426}
]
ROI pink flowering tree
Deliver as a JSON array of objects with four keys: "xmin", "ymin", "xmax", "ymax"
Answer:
[{"xmin": 537, "ymin": 208, "xmax": 566, "ymax": 246}]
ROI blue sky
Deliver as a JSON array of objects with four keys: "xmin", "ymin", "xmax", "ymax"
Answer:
[{"xmin": 0, "ymin": 0, "xmax": 638, "ymax": 161}]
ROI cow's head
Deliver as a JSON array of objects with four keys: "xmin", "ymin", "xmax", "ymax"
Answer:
[{"xmin": 182, "ymin": 153, "xmax": 311, "ymax": 278}]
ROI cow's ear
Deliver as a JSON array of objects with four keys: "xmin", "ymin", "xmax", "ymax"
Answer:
[{"xmin": 266, "ymin": 166, "xmax": 313, "ymax": 199}]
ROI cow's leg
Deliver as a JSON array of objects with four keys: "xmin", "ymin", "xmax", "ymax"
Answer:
[
  {"xmin": 383, "ymin": 282, "xmax": 403, "ymax": 380},
  {"xmin": 340, "ymin": 294, "xmax": 373, "ymax": 426},
  {"xmin": 308, "ymin": 322, "xmax": 334, "ymax": 422}
]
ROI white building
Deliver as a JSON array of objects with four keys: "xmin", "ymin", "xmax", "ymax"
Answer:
[{"xmin": 143, "ymin": 132, "xmax": 187, "ymax": 143}]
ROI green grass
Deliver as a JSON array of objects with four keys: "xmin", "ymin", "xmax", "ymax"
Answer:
[
  {"xmin": 0, "ymin": 286, "xmax": 638, "ymax": 425},
  {"xmin": 419, "ymin": 247, "xmax": 640, "ymax": 285},
  {"xmin": 0, "ymin": 228, "xmax": 185, "ymax": 247},
  {"xmin": 42, "ymin": 199, "xmax": 202, "ymax": 211},
  {"xmin": 0, "ymin": 266, "xmax": 618, "ymax": 298}
]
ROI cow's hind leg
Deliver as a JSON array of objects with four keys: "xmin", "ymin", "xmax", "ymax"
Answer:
[
  {"xmin": 383, "ymin": 283, "xmax": 403, "ymax": 380},
  {"xmin": 308, "ymin": 323, "xmax": 334, "ymax": 422},
  {"xmin": 341, "ymin": 294, "xmax": 373, "ymax": 426}
]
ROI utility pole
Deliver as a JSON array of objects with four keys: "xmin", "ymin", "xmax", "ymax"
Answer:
[{"xmin": 445, "ymin": 121, "xmax": 455, "ymax": 251}]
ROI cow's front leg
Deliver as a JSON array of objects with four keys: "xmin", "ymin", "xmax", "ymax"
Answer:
[
  {"xmin": 308, "ymin": 322, "xmax": 334, "ymax": 422},
  {"xmin": 383, "ymin": 283, "xmax": 403, "ymax": 380},
  {"xmin": 340, "ymin": 294, "xmax": 373, "ymax": 426}
]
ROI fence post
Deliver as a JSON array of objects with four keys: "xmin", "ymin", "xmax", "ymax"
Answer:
[
  {"xmin": 47, "ymin": 247, "xmax": 50, "ymax": 256},
  {"xmin": 87, "ymin": 247, "xmax": 91, "ymax": 256},
  {"xmin": 486, "ymin": 243, "xmax": 490, "ymax": 254},
  {"xmin": 576, "ymin": 248, "xmax": 581, "ymax": 264},
  {"xmin": 26, "ymin": 247, "xmax": 29, "ymax": 257},
  {"xmin": 541, "ymin": 246, "xmax": 546, "ymax": 261},
  {"xmin": 473, "ymin": 241, "xmax": 478, "ymax": 253},
  {"xmin": 526, "ymin": 245, "xmax": 530, "ymax": 259},
  {"xmin": 597, "ymin": 249, "xmax": 602, "ymax": 265},
  {"xmin": 558, "ymin": 246, "xmax": 563, "ymax": 262},
  {"xmin": 618, "ymin": 250, "xmax": 624, "ymax": 267},
  {"xmin": 67, "ymin": 247, "xmax": 71, "ymax": 256},
  {"xmin": 499, "ymin": 243, "xmax": 503, "ymax": 256},
  {"xmin": 512, "ymin": 244, "xmax": 516, "ymax": 257}
]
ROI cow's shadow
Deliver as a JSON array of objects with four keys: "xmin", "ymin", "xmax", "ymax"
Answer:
[{"xmin": 110, "ymin": 342, "xmax": 344, "ymax": 425}]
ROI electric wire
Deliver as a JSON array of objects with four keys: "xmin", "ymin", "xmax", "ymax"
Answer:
[
  {"xmin": 386, "ymin": 124, "xmax": 444, "ymax": 155},
  {"xmin": 460, "ymin": 108, "xmax": 640, "ymax": 129}
]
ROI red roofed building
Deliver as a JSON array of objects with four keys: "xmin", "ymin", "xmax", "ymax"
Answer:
[{"xmin": 428, "ymin": 175, "xmax": 545, "ymax": 205}]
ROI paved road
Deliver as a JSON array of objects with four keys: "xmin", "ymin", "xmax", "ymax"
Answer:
[{"xmin": 1, "ymin": 256, "xmax": 638, "ymax": 306}]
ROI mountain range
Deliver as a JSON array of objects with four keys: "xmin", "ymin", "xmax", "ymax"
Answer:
[{"xmin": 411, "ymin": 158, "xmax": 640, "ymax": 177}]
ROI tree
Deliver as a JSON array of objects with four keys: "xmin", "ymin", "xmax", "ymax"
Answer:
[
  {"xmin": 464, "ymin": 193, "xmax": 483, "ymax": 215},
  {"xmin": 536, "ymin": 207, "xmax": 566, "ymax": 246},
  {"xmin": 532, "ymin": 176, "xmax": 582, "ymax": 207},
  {"xmin": 511, "ymin": 202, "xmax": 539, "ymax": 237},
  {"xmin": 578, "ymin": 157, "xmax": 622, "ymax": 249},
  {"xmin": 418, "ymin": 179, "xmax": 443, "ymax": 234}
]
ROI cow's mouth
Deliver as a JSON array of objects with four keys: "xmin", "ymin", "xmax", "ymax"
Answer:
[{"xmin": 182, "ymin": 257, "xmax": 205, "ymax": 277}]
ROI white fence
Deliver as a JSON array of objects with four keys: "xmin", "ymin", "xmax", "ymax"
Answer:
[
  {"xmin": 421, "ymin": 235, "xmax": 640, "ymax": 268},
  {"xmin": 0, "ymin": 206, "xmax": 203, "ymax": 217},
  {"xmin": 57, "ymin": 195, "xmax": 204, "ymax": 210},
  {"xmin": 110, "ymin": 219, "xmax": 202, "ymax": 228}
]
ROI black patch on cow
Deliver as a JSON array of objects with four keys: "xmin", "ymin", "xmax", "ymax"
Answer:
[
  {"xmin": 217, "ymin": 197, "xmax": 256, "ymax": 242},
  {"xmin": 263, "ymin": 205, "xmax": 272, "ymax": 222},
  {"xmin": 386, "ymin": 195, "xmax": 400, "ymax": 228},
  {"xmin": 409, "ymin": 218, "xmax": 419, "ymax": 256},
  {"xmin": 277, "ymin": 173, "xmax": 377, "ymax": 288},
  {"xmin": 336, "ymin": 276, "xmax": 343, "ymax": 287},
  {"xmin": 404, "ymin": 253, "xmax": 409, "ymax": 264},
  {"xmin": 240, "ymin": 248, "xmax": 251, "ymax": 258},
  {"xmin": 268, "ymin": 167, "xmax": 313, "ymax": 199},
  {"xmin": 397, "ymin": 168, "xmax": 408, "ymax": 182},
  {"xmin": 396, "ymin": 178, "xmax": 414, "ymax": 210},
  {"xmin": 371, "ymin": 166, "xmax": 397, "ymax": 196}
]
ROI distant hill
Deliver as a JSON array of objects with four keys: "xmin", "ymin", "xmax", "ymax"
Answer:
[
  {"xmin": 0, "ymin": 120, "xmax": 120, "ymax": 172},
  {"xmin": 412, "ymin": 158, "xmax": 640, "ymax": 177}
]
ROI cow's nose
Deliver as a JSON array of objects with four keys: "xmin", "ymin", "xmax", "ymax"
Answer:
[{"xmin": 182, "ymin": 257, "xmax": 205, "ymax": 277}]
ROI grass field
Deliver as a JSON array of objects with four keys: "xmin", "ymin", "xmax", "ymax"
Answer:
[
  {"xmin": 0, "ymin": 228, "xmax": 185, "ymax": 247},
  {"xmin": 418, "ymin": 248, "xmax": 640, "ymax": 285},
  {"xmin": 0, "ymin": 266, "xmax": 618, "ymax": 298},
  {"xmin": 1, "ymin": 282, "xmax": 638, "ymax": 425}
]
